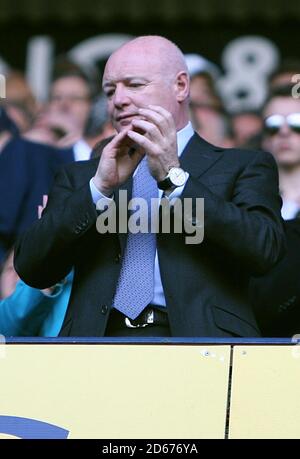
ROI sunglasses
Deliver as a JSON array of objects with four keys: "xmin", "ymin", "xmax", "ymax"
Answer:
[{"xmin": 264, "ymin": 113, "xmax": 300, "ymax": 136}]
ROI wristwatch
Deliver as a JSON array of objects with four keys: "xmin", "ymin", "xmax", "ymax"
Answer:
[{"xmin": 157, "ymin": 167, "xmax": 187, "ymax": 191}]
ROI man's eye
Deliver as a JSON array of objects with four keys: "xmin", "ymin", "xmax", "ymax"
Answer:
[
  {"xmin": 105, "ymin": 89, "xmax": 115, "ymax": 97},
  {"xmin": 130, "ymin": 83, "xmax": 143, "ymax": 88}
]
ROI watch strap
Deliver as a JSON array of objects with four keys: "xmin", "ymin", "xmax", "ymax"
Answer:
[{"xmin": 157, "ymin": 176, "xmax": 174, "ymax": 190}]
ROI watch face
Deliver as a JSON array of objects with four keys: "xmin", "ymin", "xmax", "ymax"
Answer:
[{"xmin": 169, "ymin": 168, "xmax": 186, "ymax": 187}]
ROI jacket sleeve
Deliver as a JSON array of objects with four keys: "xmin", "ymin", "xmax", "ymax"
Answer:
[
  {"xmin": 14, "ymin": 165, "xmax": 98, "ymax": 289},
  {"xmin": 181, "ymin": 150, "xmax": 286, "ymax": 275}
]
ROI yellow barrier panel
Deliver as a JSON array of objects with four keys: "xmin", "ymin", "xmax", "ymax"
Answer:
[
  {"xmin": 229, "ymin": 345, "xmax": 300, "ymax": 439},
  {"xmin": 0, "ymin": 344, "xmax": 230, "ymax": 439}
]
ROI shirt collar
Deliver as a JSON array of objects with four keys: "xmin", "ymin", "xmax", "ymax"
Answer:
[
  {"xmin": 73, "ymin": 139, "xmax": 92, "ymax": 162},
  {"xmin": 177, "ymin": 121, "xmax": 194, "ymax": 157}
]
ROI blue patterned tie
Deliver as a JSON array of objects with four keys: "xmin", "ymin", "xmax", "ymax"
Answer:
[{"xmin": 112, "ymin": 157, "xmax": 158, "ymax": 319}]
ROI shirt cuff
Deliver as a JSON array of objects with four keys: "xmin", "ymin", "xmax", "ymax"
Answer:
[{"xmin": 89, "ymin": 178, "xmax": 114, "ymax": 206}]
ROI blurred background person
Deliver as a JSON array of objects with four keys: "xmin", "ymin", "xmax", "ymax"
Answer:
[
  {"xmin": 250, "ymin": 84, "xmax": 300, "ymax": 336},
  {"xmin": 189, "ymin": 102, "xmax": 234, "ymax": 148},
  {"xmin": 185, "ymin": 53, "xmax": 221, "ymax": 107},
  {"xmin": 231, "ymin": 109, "xmax": 263, "ymax": 147},
  {"xmin": 185, "ymin": 53, "xmax": 234, "ymax": 147},
  {"xmin": 24, "ymin": 58, "xmax": 114, "ymax": 150},
  {"xmin": 262, "ymin": 84, "xmax": 300, "ymax": 220},
  {"xmin": 269, "ymin": 58, "xmax": 300, "ymax": 91},
  {"xmin": 24, "ymin": 63, "xmax": 94, "ymax": 147},
  {"xmin": 1, "ymin": 70, "xmax": 37, "ymax": 133}
]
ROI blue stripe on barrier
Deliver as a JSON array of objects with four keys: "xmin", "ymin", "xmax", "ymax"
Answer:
[
  {"xmin": 4, "ymin": 337, "xmax": 295, "ymax": 344},
  {"xmin": 0, "ymin": 415, "xmax": 69, "ymax": 439}
]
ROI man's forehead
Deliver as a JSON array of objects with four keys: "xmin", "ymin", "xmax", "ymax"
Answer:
[
  {"xmin": 51, "ymin": 76, "xmax": 89, "ymax": 93},
  {"xmin": 103, "ymin": 60, "xmax": 162, "ymax": 87},
  {"xmin": 105, "ymin": 44, "xmax": 162, "ymax": 68}
]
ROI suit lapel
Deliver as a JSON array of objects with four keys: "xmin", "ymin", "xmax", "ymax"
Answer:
[{"xmin": 180, "ymin": 133, "xmax": 224, "ymax": 177}]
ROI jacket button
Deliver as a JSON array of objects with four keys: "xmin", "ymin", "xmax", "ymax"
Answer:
[{"xmin": 100, "ymin": 305, "xmax": 108, "ymax": 314}]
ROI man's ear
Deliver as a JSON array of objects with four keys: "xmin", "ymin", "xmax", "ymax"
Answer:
[{"xmin": 175, "ymin": 71, "xmax": 190, "ymax": 103}]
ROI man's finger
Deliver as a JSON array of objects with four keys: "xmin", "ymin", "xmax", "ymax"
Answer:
[
  {"xmin": 127, "ymin": 129, "xmax": 155, "ymax": 153},
  {"xmin": 131, "ymin": 119, "xmax": 161, "ymax": 139}
]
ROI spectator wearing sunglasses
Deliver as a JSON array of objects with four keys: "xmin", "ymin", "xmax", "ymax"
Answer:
[
  {"xmin": 262, "ymin": 85, "xmax": 300, "ymax": 220},
  {"xmin": 250, "ymin": 85, "xmax": 300, "ymax": 336}
]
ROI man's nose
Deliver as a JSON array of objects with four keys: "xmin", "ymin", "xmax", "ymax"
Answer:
[
  {"xmin": 51, "ymin": 96, "xmax": 71, "ymax": 112},
  {"xmin": 113, "ymin": 85, "xmax": 130, "ymax": 108},
  {"xmin": 278, "ymin": 123, "xmax": 292, "ymax": 136},
  {"xmin": 59, "ymin": 100, "xmax": 71, "ymax": 112}
]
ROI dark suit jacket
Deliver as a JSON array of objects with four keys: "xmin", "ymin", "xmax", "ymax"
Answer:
[
  {"xmin": 0, "ymin": 137, "xmax": 74, "ymax": 262},
  {"xmin": 14, "ymin": 134, "xmax": 285, "ymax": 337},
  {"xmin": 250, "ymin": 218, "xmax": 300, "ymax": 337}
]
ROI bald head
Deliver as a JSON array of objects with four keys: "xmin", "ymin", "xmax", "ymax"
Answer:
[
  {"xmin": 102, "ymin": 35, "xmax": 190, "ymax": 131},
  {"xmin": 106, "ymin": 35, "xmax": 188, "ymax": 81}
]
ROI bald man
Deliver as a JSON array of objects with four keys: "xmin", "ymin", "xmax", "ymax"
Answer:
[{"xmin": 15, "ymin": 36, "xmax": 285, "ymax": 337}]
